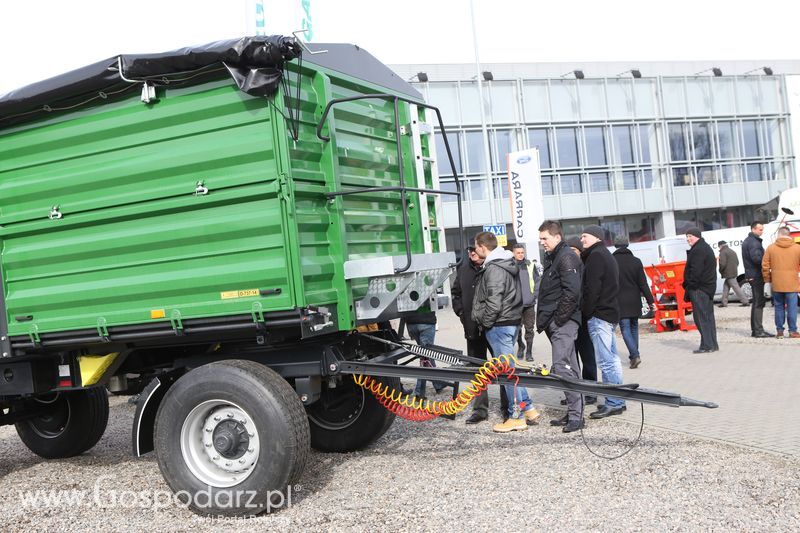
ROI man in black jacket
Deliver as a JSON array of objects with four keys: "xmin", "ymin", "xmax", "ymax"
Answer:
[
  {"xmin": 613, "ymin": 236, "xmax": 654, "ymax": 370},
  {"xmin": 580, "ymin": 225, "xmax": 626, "ymax": 419},
  {"xmin": 683, "ymin": 227, "xmax": 720, "ymax": 353},
  {"xmin": 452, "ymin": 246, "xmax": 508, "ymax": 424},
  {"xmin": 472, "ymin": 232, "xmax": 540, "ymax": 433},
  {"xmin": 536, "ymin": 221, "xmax": 585, "ymax": 433},
  {"xmin": 741, "ymin": 221, "xmax": 773, "ymax": 338}
]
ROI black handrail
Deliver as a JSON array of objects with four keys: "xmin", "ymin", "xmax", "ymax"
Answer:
[{"xmin": 315, "ymin": 93, "xmax": 465, "ymax": 272}]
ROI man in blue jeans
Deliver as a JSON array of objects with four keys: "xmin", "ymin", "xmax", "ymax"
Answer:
[
  {"xmin": 471, "ymin": 231, "xmax": 540, "ymax": 432},
  {"xmin": 612, "ymin": 236, "xmax": 655, "ymax": 369},
  {"xmin": 405, "ymin": 311, "xmax": 448, "ymax": 398},
  {"xmin": 580, "ymin": 225, "xmax": 626, "ymax": 418}
]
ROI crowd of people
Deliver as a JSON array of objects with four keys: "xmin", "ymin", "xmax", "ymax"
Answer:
[
  {"xmin": 436, "ymin": 219, "xmax": 799, "ymax": 434},
  {"xmin": 448, "ymin": 222, "xmax": 655, "ymax": 434},
  {"xmin": 407, "ymin": 220, "xmax": 800, "ymax": 433}
]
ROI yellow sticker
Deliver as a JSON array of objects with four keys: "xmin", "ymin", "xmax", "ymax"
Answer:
[
  {"xmin": 666, "ymin": 271, "xmax": 675, "ymax": 278},
  {"xmin": 221, "ymin": 289, "xmax": 259, "ymax": 300}
]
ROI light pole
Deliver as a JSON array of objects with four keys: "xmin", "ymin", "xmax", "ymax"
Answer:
[{"xmin": 469, "ymin": 0, "xmax": 497, "ymax": 224}]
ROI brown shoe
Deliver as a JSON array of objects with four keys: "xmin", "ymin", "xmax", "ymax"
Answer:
[
  {"xmin": 524, "ymin": 408, "xmax": 541, "ymax": 425},
  {"xmin": 777, "ymin": 330, "xmax": 785, "ymax": 339},
  {"xmin": 789, "ymin": 332, "xmax": 800, "ymax": 339},
  {"xmin": 492, "ymin": 418, "xmax": 527, "ymax": 433}
]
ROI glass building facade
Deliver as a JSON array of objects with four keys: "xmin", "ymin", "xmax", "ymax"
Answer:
[{"xmin": 403, "ymin": 69, "xmax": 794, "ymax": 250}]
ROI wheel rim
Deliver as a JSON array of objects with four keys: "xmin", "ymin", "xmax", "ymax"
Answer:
[
  {"xmin": 180, "ymin": 400, "xmax": 260, "ymax": 488},
  {"xmin": 27, "ymin": 393, "xmax": 71, "ymax": 439},
  {"xmin": 307, "ymin": 381, "xmax": 366, "ymax": 430},
  {"xmin": 741, "ymin": 282, "xmax": 753, "ymax": 300}
]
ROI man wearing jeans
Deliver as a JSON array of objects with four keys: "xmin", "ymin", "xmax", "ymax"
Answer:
[
  {"xmin": 405, "ymin": 311, "xmax": 448, "ymax": 398},
  {"xmin": 613, "ymin": 236, "xmax": 654, "ymax": 370},
  {"xmin": 762, "ymin": 226, "xmax": 800, "ymax": 339},
  {"xmin": 471, "ymin": 232, "xmax": 540, "ymax": 433},
  {"xmin": 579, "ymin": 225, "xmax": 626, "ymax": 419}
]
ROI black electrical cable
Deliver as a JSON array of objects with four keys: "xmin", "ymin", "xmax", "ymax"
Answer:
[{"xmin": 579, "ymin": 402, "xmax": 645, "ymax": 460}]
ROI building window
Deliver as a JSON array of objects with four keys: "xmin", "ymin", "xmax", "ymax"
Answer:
[
  {"xmin": 494, "ymin": 129, "xmax": 516, "ymax": 172},
  {"xmin": 439, "ymin": 179, "xmax": 462, "ymax": 202},
  {"xmin": 468, "ymin": 178, "xmax": 488, "ymax": 200},
  {"xmin": 621, "ymin": 170, "xmax": 637, "ymax": 190},
  {"xmin": 528, "ymin": 129, "xmax": 551, "ymax": 169},
  {"xmin": 692, "ymin": 122, "xmax": 713, "ymax": 161},
  {"xmin": 673, "ymin": 167, "xmax": 692, "ymax": 186},
  {"xmin": 696, "ymin": 166, "xmax": 718, "ymax": 185},
  {"xmin": 465, "ymin": 131, "xmax": 488, "ymax": 173},
  {"xmin": 741, "ymin": 120, "xmax": 762, "ymax": 157},
  {"xmin": 612, "ymin": 125, "xmax": 635, "ymax": 165},
  {"xmin": 716, "ymin": 121, "xmax": 739, "ymax": 159},
  {"xmin": 589, "ymin": 172, "xmax": 611, "ymax": 192},
  {"xmin": 541, "ymin": 175, "xmax": 555, "ymax": 196},
  {"xmin": 556, "ymin": 127, "xmax": 580, "ymax": 168},
  {"xmin": 668, "ymin": 123, "xmax": 687, "ymax": 161},
  {"xmin": 560, "ymin": 173, "xmax": 582, "ymax": 194},
  {"xmin": 584, "ymin": 126, "xmax": 607, "ymax": 166},
  {"xmin": 435, "ymin": 132, "xmax": 462, "ymax": 176}
]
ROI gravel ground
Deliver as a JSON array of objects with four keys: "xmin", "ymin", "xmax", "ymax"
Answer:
[
  {"xmin": 1, "ymin": 391, "xmax": 798, "ymax": 532},
  {"xmin": 0, "ymin": 302, "xmax": 796, "ymax": 531}
]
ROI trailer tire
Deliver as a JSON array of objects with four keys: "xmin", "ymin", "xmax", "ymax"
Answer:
[
  {"xmin": 306, "ymin": 376, "xmax": 398, "ymax": 452},
  {"xmin": 15, "ymin": 387, "xmax": 109, "ymax": 459},
  {"xmin": 154, "ymin": 360, "xmax": 309, "ymax": 517}
]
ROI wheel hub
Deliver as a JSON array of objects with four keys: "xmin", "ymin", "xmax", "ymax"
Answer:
[
  {"xmin": 212, "ymin": 419, "xmax": 249, "ymax": 459},
  {"xmin": 180, "ymin": 401, "xmax": 260, "ymax": 488}
]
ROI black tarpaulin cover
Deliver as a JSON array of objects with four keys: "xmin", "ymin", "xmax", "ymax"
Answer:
[{"xmin": 0, "ymin": 35, "xmax": 301, "ymax": 128}]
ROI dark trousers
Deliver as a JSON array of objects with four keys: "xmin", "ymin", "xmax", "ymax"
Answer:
[
  {"xmin": 575, "ymin": 320, "xmax": 597, "ymax": 404},
  {"xmin": 750, "ymin": 279, "xmax": 767, "ymax": 335},
  {"xmin": 576, "ymin": 321, "xmax": 597, "ymax": 383},
  {"xmin": 546, "ymin": 320, "xmax": 583, "ymax": 421},
  {"xmin": 689, "ymin": 289, "xmax": 719, "ymax": 351},
  {"xmin": 516, "ymin": 306, "xmax": 536, "ymax": 357},
  {"xmin": 468, "ymin": 335, "xmax": 509, "ymax": 417}
]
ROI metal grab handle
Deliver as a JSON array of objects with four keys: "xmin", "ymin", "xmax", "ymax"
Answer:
[{"xmin": 315, "ymin": 93, "xmax": 465, "ymax": 270}]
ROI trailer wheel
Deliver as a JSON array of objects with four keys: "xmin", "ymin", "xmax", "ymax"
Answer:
[
  {"xmin": 306, "ymin": 376, "xmax": 398, "ymax": 452},
  {"xmin": 15, "ymin": 388, "xmax": 109, "ymax": 459},
  {"xmin": 154, "ymin": 360, "xmax": 309, "ymax": 516}
]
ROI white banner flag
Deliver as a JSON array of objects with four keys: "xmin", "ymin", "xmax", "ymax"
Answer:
[{"xmin": 507, "ymin": 148, "xmax": 545, "ymax": 244}]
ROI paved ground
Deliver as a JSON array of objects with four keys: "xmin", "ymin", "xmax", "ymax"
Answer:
[{"xmin": 426, "ymin": 303, "xmax": 800, "ymax": 456}]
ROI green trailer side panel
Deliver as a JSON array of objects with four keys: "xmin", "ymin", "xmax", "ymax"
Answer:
[
  {"xmin": 0, "ymin": 83, "xmax": 295, "ymax": 336},
  {"xmin": 0, "ymin": 56, "xmax": 439, "ymax": 339}
]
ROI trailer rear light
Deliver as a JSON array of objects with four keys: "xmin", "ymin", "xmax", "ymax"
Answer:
[{"xmin": 58, "ymin": 364, "xmax": 71, "ymax": 387}]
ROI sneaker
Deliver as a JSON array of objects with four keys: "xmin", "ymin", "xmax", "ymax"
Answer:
[
  {"xmin": 790, "ymin": 332, "xmax": 800, "ymax": 339},
  {"xmin": 492, "ymin": 418, "xmax": 528, "ymax": 433},
  {"xmin": 629, "ymin": 357, "xmax": 641, "ymax": 369},
  {"xmin": 777, "ymin": 330, "xmax": 785, "ymax": 339},
  {"xmin": 523, "ymin": 408, "xmax": 541, "ymax": 425}
]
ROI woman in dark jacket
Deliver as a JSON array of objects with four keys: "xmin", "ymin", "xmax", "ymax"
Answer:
[{"xmin": 612, "ymin": 237, "xmax": 654, "ymax": 369}]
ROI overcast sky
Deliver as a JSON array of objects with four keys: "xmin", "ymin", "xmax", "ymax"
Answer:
[{"xmin": 1, "ymin": 0, "xmax": 798, "ymax": 95}]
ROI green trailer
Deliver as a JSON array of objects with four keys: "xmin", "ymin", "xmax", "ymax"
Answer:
[{"xmin": 0, "ymin": 36, "xmax": 715, "ymax": 516}]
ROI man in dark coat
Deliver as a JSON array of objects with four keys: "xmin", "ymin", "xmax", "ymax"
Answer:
[
  {"xmin": 452, "ymin": 246, "xmax": 508, "ymax": 424},
  {"xmin": 683, "ymin": 227, "xmax": 719, "ymax": 353},
  {"xmin": 612, "ymin": 236, "xmax": 654, "ymax": 370},
  {"xmin": 580, "ymin": 225, "xmax": 626, "ymax": 419},
  {"xmin": 741, "ymin": 222, "xmax": 773, "ymax": 338},
  {"xmin": 537, "ymin": 221, "xmax": 585, "ymax": 433},
  {"xmin": 566, "ymin": 237, "xmax": 597, "ymax": 405},
  {"xmin": 717, "ymin": 240, "xmax": 748, "ymax": 307}
]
